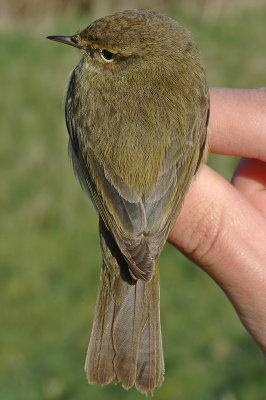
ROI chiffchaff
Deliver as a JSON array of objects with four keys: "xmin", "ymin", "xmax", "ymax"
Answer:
[{"xmin": 47, "ymin": 9, "xmax": 209, "ymax": 395}]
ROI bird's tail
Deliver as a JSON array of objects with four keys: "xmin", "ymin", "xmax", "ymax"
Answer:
[{"xmin": 85, "ymin": 219, "xmax": 164, "ymax": 395}]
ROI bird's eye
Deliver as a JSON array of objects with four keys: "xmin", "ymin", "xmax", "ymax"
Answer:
[{"xmin": 101, "ymin": 49, "xmax": 115, "ymax": 62}]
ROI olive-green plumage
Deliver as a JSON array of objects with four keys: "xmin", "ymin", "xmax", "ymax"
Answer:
[{"xmin": 47, "ymin": 9, "xmax": 209, "ymax": 395}]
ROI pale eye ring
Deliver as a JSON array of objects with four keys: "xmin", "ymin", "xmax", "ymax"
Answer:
[{"xmin": 101, "ymin": 49, "xmax": 115, "ymax": 62}]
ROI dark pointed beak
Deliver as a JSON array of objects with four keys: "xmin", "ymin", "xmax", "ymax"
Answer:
[{"xmin": 46, "ymin": 35, "xmax": 83, "ymax": 49}]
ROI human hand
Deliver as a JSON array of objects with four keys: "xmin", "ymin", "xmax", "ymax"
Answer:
[{"xmin": 168, "ymin": 87, "xmax": 266, "ymax": 355}]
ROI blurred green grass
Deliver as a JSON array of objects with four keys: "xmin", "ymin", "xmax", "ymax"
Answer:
[{"xmin": 1, "ymin": 7, "xmax": 266, "ymax": 400}]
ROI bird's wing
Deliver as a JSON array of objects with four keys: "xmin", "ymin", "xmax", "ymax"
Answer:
[
  {"xmin": 65, "ymin": 79, "xmax": 208, "ymax": 282},
  {"xmin": 67, "ymin": 136, "xmax": 206, "ymax": 283}
]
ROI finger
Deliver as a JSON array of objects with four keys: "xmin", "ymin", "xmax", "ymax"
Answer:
[
  {"xmin": 209, "ymin": 87, "xmax": 266, "ymax": 161},
  {"xmin": 232, "ymin": 158, "xmax": 266, "ymax": 217},
  {"xmin": 169, "ymin": 165, "xmax": 266, "ymax": 351}
]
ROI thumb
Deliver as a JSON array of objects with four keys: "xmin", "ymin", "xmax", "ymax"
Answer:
[{"xmin": 168, "ymin": 165, "xmax": 266, "ymax": 352}]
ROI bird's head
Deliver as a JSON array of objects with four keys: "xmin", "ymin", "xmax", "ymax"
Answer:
[{"xmin": 47, "ymin": 9, "xmax": 191, "ymax": 75}]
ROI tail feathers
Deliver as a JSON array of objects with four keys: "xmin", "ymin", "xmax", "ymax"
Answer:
[{"xmin": 85, "ymin": 220, "xmax": 164, "ymax": 395}]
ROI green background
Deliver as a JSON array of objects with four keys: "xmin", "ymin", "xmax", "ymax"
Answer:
[{"xmin": 1, "ymin": 4, "xmax": 266, "ymax": 400}]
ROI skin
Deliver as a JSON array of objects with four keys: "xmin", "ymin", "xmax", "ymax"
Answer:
[{"xmin": 169, "ymin": 87, "xmax": 266, "ymax": 354}]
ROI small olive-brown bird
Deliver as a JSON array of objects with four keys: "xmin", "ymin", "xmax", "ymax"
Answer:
[{"xmin": 47, "ymin": 9, "xmax": 209, "ymax": 395}]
